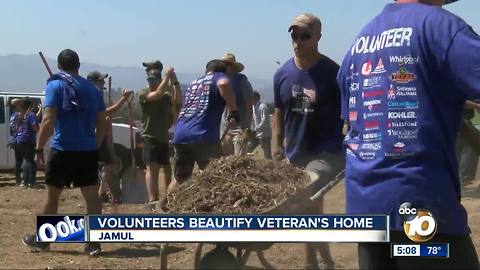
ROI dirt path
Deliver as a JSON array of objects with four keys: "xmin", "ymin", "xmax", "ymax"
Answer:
[{"xmin": 0, "ymin": 172, "xmax": 479, "ymax": 269}]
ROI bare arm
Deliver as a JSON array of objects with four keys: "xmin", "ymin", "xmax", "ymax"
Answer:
[
  {"xmin": 36, "ymin": 107, "xmax": 57, "ymax": 150},
  {"xmin": 218, "ymin": 78, "xmax": 238, "ymax": 112},
  {"xmin": 170, "ymin": 72, "xmax": 183, "ymax": 122},
  {"xmin": 96, "ymin": 111, "xmax": 107, "ymax": 147},
  {"xmin": 145, "ymin": 67, "xmax": 174, "ymax": 102},
  {"xmin": 243, "ymin": 80, "xmax": 254, "ymax": 129},
  {"xmin": 170, "ymin": 72, "xmax": 183, "ymax": 109},
  {"xmin": 465, "ymin": 100, "xmax": 480, "ymax": 111},
  {"xmin": 106, "ymin": 90, "xmax": 133, "ymax": 115},
  {"xmin": 272, "ymin": 107, "xmax": 285, "ymax": 160},
  {"xmin": 36, "ymin": 104, "xmax": 42, "ymax": 119}
]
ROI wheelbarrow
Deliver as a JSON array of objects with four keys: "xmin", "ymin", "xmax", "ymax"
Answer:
[{"xmin": 159, "ymin": 170, "xmax": 345, "ymax": 269}]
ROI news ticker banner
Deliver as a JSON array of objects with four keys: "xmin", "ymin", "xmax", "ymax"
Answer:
[
  {"xmin": 392, "ymin": 243, "xmax": 449, "ymax": 258},
  {"xmin": 37, "ymin": 214, "xmax": 389, "ymax": 243}
]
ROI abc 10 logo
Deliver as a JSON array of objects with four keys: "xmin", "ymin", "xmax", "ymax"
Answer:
[{"xmin": 399, "ymin": 202, "xmax": 437, "ymax": 242}]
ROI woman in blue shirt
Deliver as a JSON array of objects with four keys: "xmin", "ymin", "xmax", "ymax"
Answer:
[{"xmin": 10, "ymin": 98, "xmax": 39, "ymax": 188}]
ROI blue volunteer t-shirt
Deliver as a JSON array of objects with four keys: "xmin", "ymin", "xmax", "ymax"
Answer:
[
  {"xmin": 14, "ymin": 112, "xmax": 38, "ymax": 144},
  {"xmin": 337, "ymin": 3, "xmax": 480, "ymax": 235},
  {"xmin": 173, "ymin": 72, "xmax": 227, "ymax": 144},
  {"xmin": 274, "ymin": 57, "xmax": 344, "ymax": 166},
  {"xmin": 44, "ymin": 75, "xmax": 105, "ymax": 151}
]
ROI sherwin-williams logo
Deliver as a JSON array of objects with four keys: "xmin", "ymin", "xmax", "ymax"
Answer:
[
  {"xmin": 391, "ymin": 67, "xmax": 415, "ymax": 83},
  {"xmin": 399, "ymin": 202, "xmax": 437, "ymax": 243},
  {"xmin": 388, "ymin": 84, "xmax": 396, "ymax": 99},
  {"xmin": 396, "ymin": 86, "xmax": 417, "ymax": 96}
]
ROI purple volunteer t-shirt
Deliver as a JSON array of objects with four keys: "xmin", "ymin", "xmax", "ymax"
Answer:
[
  {"xmin": 337, "ymin": 3, "xmax": 480, "ymax": 234},
  {"xmin": 274, "ymin": 57, "xmax": 344, "ymax": 167},
  {"xmin": 173, "ymin": 72, "xmax": 227, "ymax": 144},
  {"xmin": 13, "ymin": 112, "xmax": 38, "ymax": 144}
]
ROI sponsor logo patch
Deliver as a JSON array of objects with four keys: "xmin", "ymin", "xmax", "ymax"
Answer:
[{"xmin": 390, "ymin": 67, "xmax": 416, "ymax": 83}]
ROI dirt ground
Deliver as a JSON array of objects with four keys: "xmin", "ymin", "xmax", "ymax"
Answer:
[{"xmin": 0, "ymin": 168, "xmax": 479, "ymax": 269}]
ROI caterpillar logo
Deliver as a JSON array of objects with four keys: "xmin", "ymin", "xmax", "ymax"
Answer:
[{"xmin": 399, "ymin": 202, "xmax": 437, "ymax": 242}]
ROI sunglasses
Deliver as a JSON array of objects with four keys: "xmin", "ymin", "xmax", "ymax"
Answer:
[
  {"xmin": 147, "ymin": 77, "xmax": 161, "ymax": 83},
  {"xmin": 290, "ymin": 31, "xmax": 313, "ymax": 41}
]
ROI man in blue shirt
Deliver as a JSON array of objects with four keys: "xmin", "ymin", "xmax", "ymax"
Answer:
[
  {"xmin": 337, "ymin": 0, "xmax": 480, "ymax": 268},
  {"xmin": 88, "ymin": 70, "xmax": 133, "ymax": 203},
  {"xmin": 170, "ymin": 59, "xmax": 238, "ymax": 192},
  {"xmin": 22, "ymin": 49, "xmax": 107, "ymax": 256},
  {"xmin": 220, "ymin": 53, "xmax": 253, "ymax": 156},
  {"xmin": 273, "ymin": 13, "xmax": 345, "ymax": 269}
]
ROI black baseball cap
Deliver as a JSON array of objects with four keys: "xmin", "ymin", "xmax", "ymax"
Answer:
[
  {"xmin": 87, "ymin": 71, "xmax": 108, "ymax": 81},
  {"xmin": 57, "ymin": 49, "xmax": 80, "ymax": 71},
  {"xmin": 142, "ymin": 60, "xmax": 163, "ymax": 72}
]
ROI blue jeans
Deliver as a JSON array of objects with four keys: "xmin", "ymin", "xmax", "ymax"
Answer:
[{"xmin": 14, "ymin": 142, "xmax": 36, "ymax": 185}]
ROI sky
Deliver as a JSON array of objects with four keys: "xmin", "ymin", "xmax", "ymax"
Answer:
[{"xmin": 0, "ymin": 0, "xmax": 478, "ymax": 81}]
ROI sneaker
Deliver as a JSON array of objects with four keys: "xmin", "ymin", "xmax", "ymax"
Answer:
[
  {"xmin": 27, "ymin": 184, "xmax": 39, "ymax": 189},
  {"xmin": 84, "ymin": 242, "xmax": 101, "ymax": 256},
  {"xmin": 22, "ymin": 234, "xmax": 50, "ymax": 252},
  {"xmin": 145, "ymin": 200, "xmax": 159, "ymax": 212},
  {"xmin": 19, "ymin": 183, "xmax": 26, "ymax": 188}
]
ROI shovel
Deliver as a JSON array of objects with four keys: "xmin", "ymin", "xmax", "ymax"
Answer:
[{"xmin": 121, "ymin": 94, "xmax": 148, "ymax": 204}]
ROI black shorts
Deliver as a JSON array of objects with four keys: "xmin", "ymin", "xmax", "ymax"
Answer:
[
  {"xmin": 174, "ymin": 143, "xmax": 222, "ymax": 182},
  {"xmin": 98, "ymin": 139, "xmax": 115, "ymax": 164},
  {"xmin": 358, "ymin": 230, "xmax": 479, "ymax": 270},
  {"xmin": 45, "ymin": 149, "xmax": 99, "ymax": 188},
  {"xmin": 143, "ymin": 137, "xmax": 170, "ymax": 165}
]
